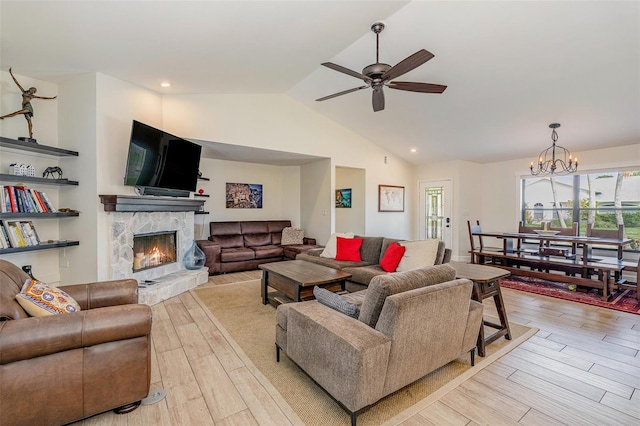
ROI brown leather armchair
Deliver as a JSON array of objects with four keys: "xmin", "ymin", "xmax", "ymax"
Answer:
[{"xmin": 0, "ymin": 260, "xmax": 152, "ymax": 426}]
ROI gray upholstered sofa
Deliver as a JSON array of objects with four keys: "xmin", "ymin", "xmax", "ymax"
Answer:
[
  {"xmin": 275, "ymin": 264, "xmax": 483, "ymax": 425},
  {"xmin": 296, "ymin": 236, "xmax": 452, "ymax": 292}
]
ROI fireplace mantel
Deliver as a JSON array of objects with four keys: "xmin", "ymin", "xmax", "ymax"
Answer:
[{"xmin": 99, "ymin": 195, "xmax": 205, "ymax": 212}]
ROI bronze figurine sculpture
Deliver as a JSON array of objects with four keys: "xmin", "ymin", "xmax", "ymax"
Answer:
[{"xmin": 0, "ymin": 68, "xmax": 57, "ymax": 142}]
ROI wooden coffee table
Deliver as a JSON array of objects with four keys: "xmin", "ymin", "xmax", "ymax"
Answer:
[{"xmin": 259, "ymin": 260, "xmax": 352, "ymax": 306}]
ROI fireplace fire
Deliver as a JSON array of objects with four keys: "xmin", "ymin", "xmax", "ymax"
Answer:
[{"xmin": 132, "ymin": 231, "xmax": 177, "ymax": 272}]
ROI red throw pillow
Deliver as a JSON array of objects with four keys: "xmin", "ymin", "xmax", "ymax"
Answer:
[
  {"xmin": 335, "ymin": 237, "xmax": 363, "ymax": 261},
  {"xmin": 380, "ymin": 242, "xmax": 406, "ymax": 272}
]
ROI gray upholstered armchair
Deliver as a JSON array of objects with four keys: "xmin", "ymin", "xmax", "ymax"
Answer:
[{"xmin": 275, "ymin": 264, "xmax": 483, "ymax": 426}]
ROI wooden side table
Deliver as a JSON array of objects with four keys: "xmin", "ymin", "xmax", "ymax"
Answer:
[{"xmin": 449, "ymin": 261, "xmax": 512, "ymax": 357}]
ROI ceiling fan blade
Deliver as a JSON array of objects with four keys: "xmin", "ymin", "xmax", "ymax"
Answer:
[
  {"xmin": 372, "ymin": 86, "xmax": 385, "ymax": 112},
  {"xmin": 321, "ymin": 62, "xmax": 373, "ymax": 83},
  {"xmin": 316, "ymin": 85, "xmax": 368, "ymax": 102},
  {"xmin": 388, "ymin": 81, "xmax": 447, "ymax": 93},
  {"xmin": 381, "ymin": 49, "xmax": 435, "ymax": 81}
]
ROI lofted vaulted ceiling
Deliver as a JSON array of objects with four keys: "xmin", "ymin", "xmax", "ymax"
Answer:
[{"xmin": 1, "ymin": 1, "xmax": 638, "ymax": 166}]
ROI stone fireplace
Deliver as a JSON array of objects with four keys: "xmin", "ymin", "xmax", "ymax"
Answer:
[{"xmin": 105, "ymin": 209, "xmax": 208, "ymax": 305}]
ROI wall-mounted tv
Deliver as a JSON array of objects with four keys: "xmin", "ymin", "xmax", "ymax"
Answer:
[{"xmin": 124, "ymin": 120, "xmax": 202, "ymax": 197}]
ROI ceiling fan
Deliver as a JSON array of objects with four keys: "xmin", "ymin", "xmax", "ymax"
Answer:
[{"xmin": 316, "ymin": 22, "xmax": 447, "ymax": 112}]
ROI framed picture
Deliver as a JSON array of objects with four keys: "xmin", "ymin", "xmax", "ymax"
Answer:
[
  {"xmin": 335, "ymin": 188, "xmax": 352, "ymax": 208},
  {"xmin": 226, "ymin": 183, "xmax": 263, "ymax": 208},
  {"xmin": 378, "ymin": 185, "xmax": 404, "ymax": 212}
]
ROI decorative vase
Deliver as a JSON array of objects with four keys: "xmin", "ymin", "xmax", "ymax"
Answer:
[{"xmin": 183, "ymin": 240, "xmax": 205, "ymax": 270}]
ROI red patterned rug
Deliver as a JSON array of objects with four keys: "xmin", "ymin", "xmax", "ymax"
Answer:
[{"xmin": 500, "ymin": 275, "xmax": 640, "ymax": 315}]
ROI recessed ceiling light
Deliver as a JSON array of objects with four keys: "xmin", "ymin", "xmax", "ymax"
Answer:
[
  {"xmin": 160, "ymin": 82, "xmax": 172, "ymax": 88},
  {"xmin": 410, "ymin": 148, "xmax": 417, "ymax": 153}
]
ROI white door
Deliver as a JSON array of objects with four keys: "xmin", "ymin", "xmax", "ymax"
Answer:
[{"xmin": 418, "ymin": 180, "xmax": 452, "ymax": 250}]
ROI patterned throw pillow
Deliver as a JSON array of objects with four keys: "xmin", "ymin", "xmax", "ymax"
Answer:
[
  {"xmin": 15, "ymin": 279, "xmax": 81, "ymax": 316},
  {"xmin": 281, "ymin": 227, "xmax": 305, "ymax": 245},
  {"xmin": 313, "ymin": 286, "xmax": 360, "ymax": 319}
]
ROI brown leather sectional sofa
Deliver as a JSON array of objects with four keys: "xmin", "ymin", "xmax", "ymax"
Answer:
[
  {"xmin": 0, "ymin": 259, "xmax": 152, "ymax": 426},
  {"xmin": 196, "ymin": 220, "xmax": 321, "ymax": 275}
]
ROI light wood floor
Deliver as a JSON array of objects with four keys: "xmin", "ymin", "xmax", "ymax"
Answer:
[{"xmin": 74, "ymin": 270, "xmax": 640, "ymax": 426}]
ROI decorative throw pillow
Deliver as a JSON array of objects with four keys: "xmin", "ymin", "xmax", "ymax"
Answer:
[
  {"xmin": 379, "ymin": 242, "xmax": 406, "ymax": 272},
  {"xmin": 320, "ymin": 232, "xmax": 355, "ymax": 258},
  {"xmin": 313, "ymin": 286, "xmax": 360, "ymax": 319},
  {"xmin": 281, "ymin": 227, "xmax": 305, "ymax": 245},
  {"xmin": 15, "ymin": 279, "xmax": 81, "ymax": 316},
  {"xmin": 396, "ymin": 239, "xmax": 440, "ymax": 272},
  {"xmin": 335, "ymin": 237, "xmax": 363, "ymax": 261}
]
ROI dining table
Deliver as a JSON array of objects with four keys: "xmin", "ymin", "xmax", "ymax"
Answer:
[{"xmin": 469, "ymin": 230, "xmax": 632, "ymax": 300}]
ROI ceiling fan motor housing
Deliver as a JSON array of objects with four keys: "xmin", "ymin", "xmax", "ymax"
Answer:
[{"xmin": 362, "ymin": 63, "xmax": 391, "ymax": 81}]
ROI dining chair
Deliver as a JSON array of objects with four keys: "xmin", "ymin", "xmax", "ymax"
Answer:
[
  {"xmin": 518, "ymin": 221, "xmax": 544, "ymax": 234},
  {"xmin": 467, "ymin": 220, "xmax": 502, "ymax": 264},
  {"xmin": 545, "ymin": 222, "xmax": 579, "ymax": 255},
  {"xmin": 516, "ymin": 221, "xmax": 544, "ymax": 253},
  {"xmin": 586, "ymin": 223, "xmax": 625, "ymax": 258}
]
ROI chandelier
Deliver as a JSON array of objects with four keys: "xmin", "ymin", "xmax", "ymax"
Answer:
[{"xmin": 530, "ymin": 123, "xmax": 578, "ymax": 176}]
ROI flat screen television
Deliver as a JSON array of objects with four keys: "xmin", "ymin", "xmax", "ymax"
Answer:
[{"xmin": 124, "ymin": 120, "xmax": 202, "ymax": 197}]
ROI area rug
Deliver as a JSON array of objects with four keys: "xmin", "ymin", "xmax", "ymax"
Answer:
[
  {"xmin": 501, "ymin": 275, "xmax": 640, "ymax": 315},
  {"xmin": 192, "ymin": 280, "xmax": 536, "ymax": 426}
]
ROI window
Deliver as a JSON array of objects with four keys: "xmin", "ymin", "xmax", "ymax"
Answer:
[
  {"xmin": 521, "ymin": 171, "xmax": 640, "ymax": 252},
  {"xmin": 533, "ymin": 203, "xmax": 544, "ymax": 221}
]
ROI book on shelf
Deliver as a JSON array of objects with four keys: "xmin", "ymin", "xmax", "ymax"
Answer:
[
  {"xmin": 15, "ymin": 186, "xmax": 31, "ymax": 213},
  {"xmin": 6, "ymin": 186, "xmax": 18, "ymax": 213},
  {"xmin": 3, "ymin": 187, "xmax": 11, "ymax": 212},
  {"xmin": 0, "ymin": 222, "xmax": 9, "ymax": 249},
  {"xmin": 0, "ymin": 185, "xmax": 55, "ymax": 213},
  {"xmin": 28, "ymin": 189, "xmax": 43, "ymax": 213},
  {"xmin": 20, "ymin": 221, "xmax": 39, "ymax": 245},
  {"xmin": 32, "ymin": 190, "xmax": 49, "ymax": 212},
  {"xmin": 39, "ymin": 191, "xmax": 56, "ymax": 212},
  {"xmin": 0, "ymin": 220, "xmax": 42, "ymax": 248},
  {"xmin": 19, "ymin": 186, "xmax": 37, "ymax": 213},
  {"xmin": 5, "ymin": 221, "xmax": 24, "ymax": 247}
]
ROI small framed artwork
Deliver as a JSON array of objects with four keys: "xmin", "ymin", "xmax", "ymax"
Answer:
[
  {"xmin": 335, "ymin": 188, "xmax": 352, "ymax": 208},
  {"xmin": 226, "ymin": 182, "xmax": 263, "ymax": 208},
  {"xmin": 378, "ymin": 185, "xmax": 405, "ymax": 212}
]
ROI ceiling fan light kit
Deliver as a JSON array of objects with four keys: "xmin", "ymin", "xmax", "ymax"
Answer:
[
  {"xmin": 530, "ymin": 123, "xmax": 578, "ymax": 176},
  {"xmin": 316, "ymin": 22, "xmax": 447, "ymax": 112}
]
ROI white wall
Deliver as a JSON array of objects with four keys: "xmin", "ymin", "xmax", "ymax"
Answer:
[
  {"xmin": 335, "ymin": 166, "xmax": 365, "ymax": 235},
  {"xmin": 480, "ymin": 144, "xmax": 640, "ymax": 233},
  {"xmin": 415, "ymin": 159, "xmax": 483, "ymax": 260},
  {"xmin": 57, "ymin": 73, "xmax": 97, "ymax": 284},
  {"xmin": 195, "ymin": 157, "xmax": 302, "ymax": 238},
  {"xmin": 0, "ymin": 71, "xmax": 62, "ymax": 283},
  {"xmin": 162, "ymin": 94, "xmax": 416, "ymax": 241},
  {"xmin": 94, "ymin": 73, "xmax": 164, "ymax": 280},
  {"xmin": 417, "ymin": 143, "xmax": 640, "ymax": 261},
  {"xmin": 300, "ymin": 159, "xmax": 332, "ymax": 244},
  {"xmin": 58, "ymin": 72, "xmax": 164, "ymax": 282}
]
